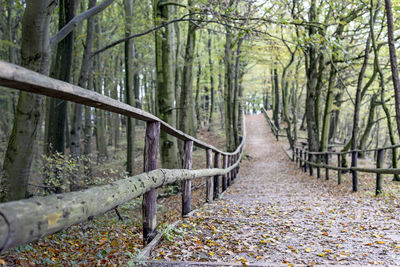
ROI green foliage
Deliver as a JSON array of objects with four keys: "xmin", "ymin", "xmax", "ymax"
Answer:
[{"xmin": 41, "ymin": 152, "xmax": 93, "ymax": 194}]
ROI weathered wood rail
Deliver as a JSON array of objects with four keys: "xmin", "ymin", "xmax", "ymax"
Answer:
[
  {"xmin": 0, "ymin": 61, "xmax": 246, "ymax": 252},
  {"xmin": 261, "ymin": 107, "xmax": 400, "ymax": 196},
  {"xmin": 261, "ymin": 108, "xmax": 279, "ymax": 140},
  {"xmin": 293, "ymin": 145, "xmax": 400, "ymax": 195}
]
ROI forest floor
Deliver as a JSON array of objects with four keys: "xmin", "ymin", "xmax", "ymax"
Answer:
[{"xmin": 148, "ymin": 114, "xmax": 400, "ymax": 266}]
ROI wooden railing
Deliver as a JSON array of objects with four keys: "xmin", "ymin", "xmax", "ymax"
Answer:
[
  {"xmin": 260, "ymin": 106, "xmax": 400, "ymax": 196},
  {"xmin": 0, "ymin": 61, "xmax": 246, "ymax": 252},
  {"xmin": 261, "ymin": 108, "xmax": 279, "ymax": 140},
  {"xmin": 293, "ymin": 145, "xmax": 400, "ymax": 195}
]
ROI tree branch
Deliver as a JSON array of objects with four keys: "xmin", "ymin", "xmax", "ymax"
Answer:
[{"xmin": 50, "ymin": 0, "xmax": 115, "ymax": 46}]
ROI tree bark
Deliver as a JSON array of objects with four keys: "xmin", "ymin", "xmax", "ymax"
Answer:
[
  {"xmin": 207, "ymin": 30, "xmax": 215, "ymax": 131},
  {"xmin": 46, "ymin": 0, "xmax": 76, "ymax": 154},
  {"xmin": 179, "ymin": 0, "xmax": 197, "ymax": 137},
  {"xmin": 1, "ymin": 0, "xmax": 55, "ymax": 202},
  {"xmin": 384, "ymin": 0, "xmax": 400, "ymax": 140},
  {"xmin": 154, "ymin": 0, "xmax": 179, "ymax": 169},
  {"xmin": 125, "ymin": 0, "xmax": 136, "ymax": 174},
  {"xmin": 70, "ymin": 0, "xmax": 96, "ymax": 157}
]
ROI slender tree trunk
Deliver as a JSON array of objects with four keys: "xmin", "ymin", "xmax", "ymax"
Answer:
[
  {"xmin": 111, "ymin": 57, "xmax": 120, "ymax": 150},
  {"xmin": 71, "ymin": 0, "xmax": 96, "ymax": 157},
  {"xmin": 224, "ymin": 30, "xmax": 234, "ymax": 151},
  {"xmin": 195, "ymin": 62, "xmax": 201, "ymax": 130},
  {"xmin": 320, "ymin": 63, "xmax": 337, "ymax": 151},
  {"xmin": 370, "ymin": 2, "xmax": 399, "ymax": 180},
  {"xmin": 153, "ymin": 0, "xmax": 179, "ymax": 169},
  {"xmin": 208, "ymin": 30, "xmax": 215, "ymax": 131},
  {"xmin": 125, "ymin": 0, "xmax": 136, "ymax": 174},
  {"xmin": 179, "ymin": 0, "xmax": 197, "ymax": 136},
  {"xmin": 273, "ymin": 68, "xmax": 280, "ymax": 130},
  {"xmin": 232, "ymin": 38, "xmax": 243, "ymax": 147},
  {"xmin": 384, "ymin": 0, "xmax": 400, "ymax": 140},
  {"xmin": 358, "ymin": 94, "xmax": 378, "ymax": 157},
  {"xmin": 94, "ymin": 18, "xmax": 107, "ymax": 160},
  {"xmin": 46, "ymin": 0, "xmax": 76, "ymax": 154},
  {"xmin": 304, "ymin": 0, "xmax": 321, "ymax": 152},
  {"xmin": 218, "ymin": 59, "xmax": 224, "ymax": 129},
  {"xmin": 1, "ymin": 0, "xmax": 55, "ymax": 202}
]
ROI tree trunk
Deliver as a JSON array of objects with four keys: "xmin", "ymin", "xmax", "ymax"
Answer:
[
  {"xmin": 94, "ymin": 18, "xmax": 107, "ymax": 160},
  {"xmin": 304, "ymin": 0, "xmax": 322, "ymax": 152},
  {"xmin": 153, "ymin": 0, "xmax": 179, "ymax": 169},
  {"xmin": 232, "ymin": 38, "xmax": 243, "ymax": 147},
  {"xmin": 208, "ymin": 30, "xmax": 215, "ymax": 131},
  {"xmin": 70, "ymin": 0, "xmax": 96, "ymax": 157},
  {"xmin": 125, "ymin": 0, "xmax": 136, "ymax": 174},
  {"xmin": 179, "ymin": 0, "xmax": 197, "ymax": 137},
  {"xmin": 224, "ymin": 30, "xmax": 234, "ymax": 151},
  {"xmin": 358, "ymin": 94, "xmax": 378, "ymax": 157},
  {"xmin": 46, "ymin": 0, "xmax": 76, "ymax": 154},
  {"xmin": 370, "ymin": 2, "xmax": 399, "ymax": 181},
  {"xmin": 273, "ymin": 68, "xmax": 280, "ymax": 130},
  {"xmin": 1, "ymin": 0, "xmax": 55, "ymax": 202},
  {"xmin": 384, "ymin": 0, "xmax": 400, "ymax": 141}
]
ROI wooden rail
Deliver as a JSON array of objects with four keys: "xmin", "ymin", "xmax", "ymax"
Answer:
[
  {"xmin": 293, "ymin": 146, "xmax": 399, "ymax": 196},
  {"xmin": 0, "ymin": 60, "xmax": 246, "ymax": 252},
  {"xmin": 261, "ymin": 108, "xmax": 279, "ymax": 140}
]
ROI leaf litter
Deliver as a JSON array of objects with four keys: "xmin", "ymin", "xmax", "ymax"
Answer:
[{"xmin": 151, "ymin": 115, "xmax": 400, "ymax": 265}]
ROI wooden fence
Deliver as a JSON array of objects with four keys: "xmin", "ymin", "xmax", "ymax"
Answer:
[
  {"xmin": 260, "ymin": 106, "xmax": 400, "ymax": 196},
  {"xmin": 0, "ymin": 61, "xmax": 246, "ymax": 252},
  {"xmin": 261, "ymin": 108, "xmax": 279, "ymax": 140}
]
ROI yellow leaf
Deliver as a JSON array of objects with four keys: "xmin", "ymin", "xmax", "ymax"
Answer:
[
  {"xmin": 376, "ymin": 241, "xmax": 385, "ymax": 244},
  {"xmin": 209, "ymin": 252, "xmax": 214, "ymax": 256},
  {"xmin": 110, "ymin": 240, "xmax": 119, "ymax": 248},
  {"xmin": 317, "ymin": 253, "xmax": 326, "ymax": 257},
  {"xmin": 305, "ymin": 248, "xmax": 312, "ymax": 253}
]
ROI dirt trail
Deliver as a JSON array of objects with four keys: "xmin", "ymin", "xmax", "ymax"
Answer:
[{"xmin": 150, "ymin": 114, "xmax": 400, "ymax": 266}]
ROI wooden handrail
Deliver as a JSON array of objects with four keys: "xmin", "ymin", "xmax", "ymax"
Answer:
[
  {"xmin": 293, "ymin": 145, "xmax": 396, "ymax": 196},
  {"xmin": 0, "ymin": 61, "xmax": 242, "ymax": 156},
  {"xmin": 0, "ymin": 59, "xmax": 247, "ymax": 252}
]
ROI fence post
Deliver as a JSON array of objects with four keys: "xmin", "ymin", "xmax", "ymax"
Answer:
[
  {"xmin": 234, "ymin": 154, "xmax": 238, "ymax": 178},
  {"xmin": 182, "ymin": 140, "xmax": 194, "ymax": 217},
  {"xmin": 376, "ymin": 149, "xmax": 384, "ymax": 196},
  {"xmin": 222, "ymin": 154, "xmax": 228, "ymax": 191},
  {"xmin": 295, "ymin": 148, "xmax": 299, "ymax": 163},
  {"xmin": 317, "ymin": 154, "xmax": 321, "ymax": 178},
  {"xmin": 337, "ymin": 154, "xmax": 342, "ymax": 184},
  {"xmin": 325, "ymin": 153, "xmax": 329, "ymax": 180},
  {"xmin": 206, "ymin": 149, "xmax": 213, "ymax": 202},
  {"xmin": 142, "ymin": 121, "xmax": 160, "ymax": 245},
  {"xmin": 352, "ymin": 151, "xmax": 358, "ymax": 192},
  {"xmin": 292, "ymin": 146, "xmax": 295, "ymax": 161},
  {"xmin": 213, "ymin": 152, "xmax": 221, "ymax": 200},
  {"xmin": 309, "ymin": 153, "xmax": 313, "ymax": 176},
  {"xmin": 303, "ymin": 151, "xmax": 307, "ymax": 172},
  {"xmin": 299, "ymin": 149, "xmax": 303, "ymax": 168},
  {"xmin": 227, "ymin": 156, "xmax": 232, "ymax": 184}
]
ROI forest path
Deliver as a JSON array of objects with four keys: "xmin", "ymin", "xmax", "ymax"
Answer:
[{"xmin": 148, "ymin": 114, "xmax": 400, "ymax": 266}]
